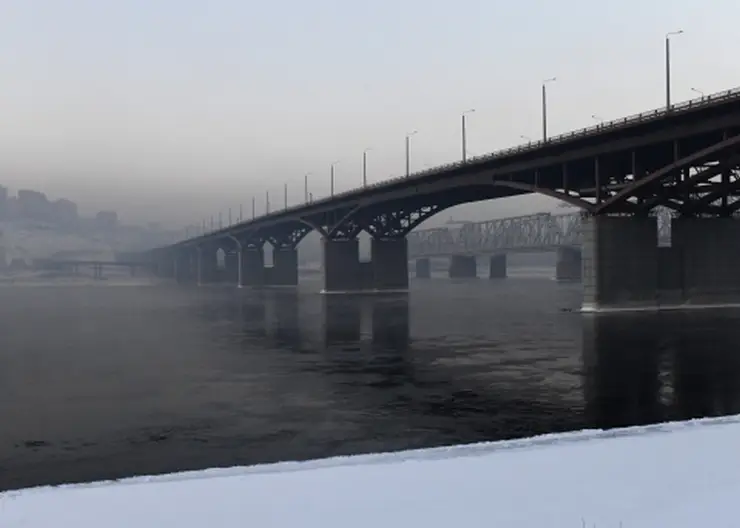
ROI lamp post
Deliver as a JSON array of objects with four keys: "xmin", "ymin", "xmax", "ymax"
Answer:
[
  {"xmin": 330, "ymin": 161, "xmax": 339, "ymax": 196},
  {"xmin": 405, "ymin": 130, "xmax": 418, "ymax": 177},
  {"xmin": 363, "ymin": 148, "xmax": 371, "ymax": 187},
  {"xmin": 542, "ymin": 77, "xmax": 557, "ymax": 141},
  {"xmin": 461, "ymin": 109, "xmax": 475, "ymax": 162},
  {"xmin": 691, "ymin": 87, "xmax": 704, "ymax": 98},
  {"xmin": 304, "ymin": 173, "xmax": 310, "ymax": 203},
  {"xmin": 665, "ymin": 30, "xmax": 684, "ymax": 109}
]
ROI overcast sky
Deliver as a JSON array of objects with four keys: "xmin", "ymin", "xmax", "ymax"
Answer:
[{"xmin": 1, "ymin": 0, "xmax": 738, "ymax": 227}]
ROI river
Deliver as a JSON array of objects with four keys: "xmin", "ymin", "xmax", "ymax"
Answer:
[{"xmin": 2, "ymin": 270, "xmax": 740, "ymax": 491}]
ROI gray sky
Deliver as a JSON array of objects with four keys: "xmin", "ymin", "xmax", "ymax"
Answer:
[{"xmin": 1, "ymin": 0, "xmax": 738, "ymax": 227}]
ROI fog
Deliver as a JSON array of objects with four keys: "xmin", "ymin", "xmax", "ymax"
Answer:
[{"xmin": 1, "ymin": 0, "xmax": 739, "ymax": 228}]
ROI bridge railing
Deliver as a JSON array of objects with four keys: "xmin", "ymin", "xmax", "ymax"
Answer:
[{"xmin": 313, "ymin": 86, "xmax": 740, "ymax": 204}]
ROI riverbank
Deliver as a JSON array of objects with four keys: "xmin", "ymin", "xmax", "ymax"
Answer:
[{"xmin": 2, "ymin": 414, "xmax": 737, "ymax": 527}]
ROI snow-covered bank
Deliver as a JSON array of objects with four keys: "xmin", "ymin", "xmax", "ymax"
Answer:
[{"xmin": 3, "ymin": 416, "xmax": 739, "ymax": 527}]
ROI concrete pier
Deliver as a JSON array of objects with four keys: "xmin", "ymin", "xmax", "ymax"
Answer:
[
  {"xmin": 240, "ymin": 248, "xmax": 265, "ymax": 287},
  {"xmin": 197, "ymin": 247, "xmax": 219, "ymax": 285},
  {"xmin": 582, "ymin": 215, "xmax": 740, "ymax": 312},
  {"xmin": 449, "ymin": 255, "xmax": 477, "ymax": 278},
  {"xmin": 322, "ymin": 239, "xmax": 361, "ymax": 292},
  {"xmin": 175, "ymin": 251, "xmax": 196, "ymax": 283},
  {"xmin": 671, "ymin": 217, "xmax": 740, "ymax": 305},
  {"xmin": 266, "ymin": 248, "xmax": 298, "ymax": 286},
  {"xmin": 581, "ymin": 216, "xmax": 659, "ymax": 311},
  {"xmin": 224, "ymin": 251, "xmax": 239, "ymax": 284},
  {"xmin": 415, "ymin": 258, "xmax": 431, "ymax": 279},
  {"xmin": 371, "ymin": 238, "xmax": 409, "ymax": 291},
  {"xmin": 556, "ymin": 247, "xmax": 582, "ymax": 281},
  {"xmin": 322, "ymin": 237, "xmax": 409, "ymax": 293},
  {"xmin": 488, "ymin": 254, "xmax": 507, "ymax": 279}
]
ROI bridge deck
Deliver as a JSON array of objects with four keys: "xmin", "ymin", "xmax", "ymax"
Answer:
[{"xmin": 161, "ymin": 86, "xmax": 740, "ymax": 250}]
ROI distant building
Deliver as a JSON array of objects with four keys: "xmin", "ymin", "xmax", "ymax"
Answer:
[
  {"xmin": 0, "ymin": 229, "xmax": 6, "ymax": 269},
  {"xmin": 52, "ymin": 198, "xmax": 79, "ymax": 226},
  {"xmin": 0, "ymin": 185, "xmax": 7, "ymax": 219},
  {"xmin": 95, "ymin": 210, "xmax": 118, "ymax": 231},
  {"xmin": 17, "ymin": 189, "xmax": 50, "ymax": 221}
]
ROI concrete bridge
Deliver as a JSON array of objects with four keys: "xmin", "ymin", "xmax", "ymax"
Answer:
[
  {"xmin": 406, "ymin": 209, "xmax": 675, "ymax": 281},
  {"xmin": 151, "ymin": 86, "xmax": 740, "ymax": 311}
]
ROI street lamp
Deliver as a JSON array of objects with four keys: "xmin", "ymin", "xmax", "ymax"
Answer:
[
  {"xmin": 304, "ymin": 173, "xmax": 311, "ymax": 204},
  {"xmin": 363, "ymin": 148, "xmax": 371, "ymax": 187},
  {"xmin": 330, "ymin": 161, "xmax": 339, "ymax": 196},
  {"xmin": 691, "ymin": 87, "xmax": 704, "ymax": 98},
  {"xmin": 591, "ymin": 114, "xmax": 604, "ymax": 123},
  {"xmin": 461, "ymin": 109, "xmax": 475, "ymax": 162},
  {"xmin": 284, "ymin": 183, "xmax": 288, "ymax": 210},
  {"xmin": 665, "ymin": 30, "xmax": 684, "ymax": 109},
  {"xmin": 542, "ymin": 77, "xmax": 557, "ymax": 141},
  {"xmin": 520, "ymin": 135, "xmax": 532, "ymax": 143},
  {"xmin": 405, "ymin": 130, "xmax": 418, "ymax": 177}
]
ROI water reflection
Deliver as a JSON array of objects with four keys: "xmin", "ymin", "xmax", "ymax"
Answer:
[
  {"xmin": 582, "ymin": 311, "xmax": 740, "ymax": 429},
  {"xmin": 6, "ymin": 283, "xmax": 740, "ymax": 491}
]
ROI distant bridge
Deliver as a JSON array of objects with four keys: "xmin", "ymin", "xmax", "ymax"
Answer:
[
  {"xmin": 37, "ymin": 259, "xmax": 147, "ymax": 279},
  {"xmin": 407, "ymin": 209, "xmax": 674, "ymax": 258}
]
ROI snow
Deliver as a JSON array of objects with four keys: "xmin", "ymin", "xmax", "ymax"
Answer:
[{"xmin": 3, "ymin": 416, "xmax": 740, "ymax": 527}]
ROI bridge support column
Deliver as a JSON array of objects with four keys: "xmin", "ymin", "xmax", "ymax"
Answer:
[
  {"xmin": 415, "ymin": 258, "xmax": 431, "ymax": 279},
  {"xmin": 556, "ymin": 247, "xmax": 582, "ymax": 282},
  {"xmin": 322, "ymin": 237, "xmax": 409, "ymax": 293},
  {"xmin": 224, "ymin": 251, "xmax": 239, "ymax": 284},
  {"xmin": 240, "ymin": 248, "xmax": 265, "ymax": 287},
  {"xmin": 449, "ymin": 255, "xmax": 477, "ymax": 278},
  {"xmin": 266, "ymin": 248, "xmax": 298, "ymax": 286},
  {"xmin": 156, "ymin": 253, "xmax": 175, "ymax": 278},
  {"xmin": 488, "ymin": 254, "xmax": 507, "ymax": 279},
  {"xmin": 322, "ymin": 239, "xmax": 361, "ymax": 292},
  {"xmin": 581, "ymin": 216, "xmax": 659, "ymax": 311},
  {"xmin": 197, "ymin": 247, "xmax": 218, "ymax": 285},
  {"xmin": 671, "ymin": 217, "xmax": 740, "ymax": 305},
  {"xmin": 175, "ymin": 251, "xmax": 196, "ymax": 284},
  {"xmin": 371, "ymin": 238, "xmax": 409, "ymax": 291}
]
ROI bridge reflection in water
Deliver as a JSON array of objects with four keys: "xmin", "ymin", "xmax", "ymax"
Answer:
[
  {"xmin": 5, "ymin": 282, "xmax": 740, "ymax": 491},
  {"xmin": 194, "ymin": 289, "xmax": 740, "ymax": 439}
]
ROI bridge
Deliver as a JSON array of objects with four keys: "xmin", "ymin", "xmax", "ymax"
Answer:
[
  {"xmin": 36, "ymin": 259, "xmax": 148, "ymax": 279},
  {"xmin": 406, "ymin": 209, "xmax": 675, "ymax": 281},
  {"xmin": 152, "ymin": 86, "xmax": 740, "ymax": 312}
]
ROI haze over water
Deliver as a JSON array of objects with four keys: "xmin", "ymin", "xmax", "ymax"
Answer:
[{"xmin": 2, "ymin": 271, "xmax": 740, "ymax": 492}]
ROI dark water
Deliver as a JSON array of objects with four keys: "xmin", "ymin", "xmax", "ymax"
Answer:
[{"xmin": 2, "ymin": 275, "xmax": 740, "ymax": 491}]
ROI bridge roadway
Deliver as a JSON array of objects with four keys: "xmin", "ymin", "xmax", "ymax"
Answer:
[
  {"xmin": 406, "ymin": 209, "xmax": 674, "ymax": 281},
  {"xmin": 152, "ymin": 86, "xmax": 740, "ymax": 312}
]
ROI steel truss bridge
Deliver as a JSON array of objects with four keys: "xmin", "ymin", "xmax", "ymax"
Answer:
[{"xmin": 407, "ymin": 208, "xmax": 675, "ymax": 258}]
